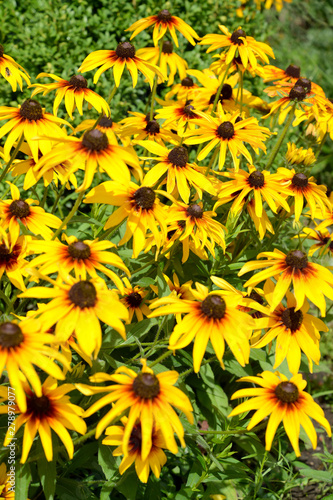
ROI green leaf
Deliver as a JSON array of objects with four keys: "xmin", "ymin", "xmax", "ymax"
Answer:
[
  {"xmin": 14, "ymin": 463, "xmax": 32, "ymax": 500},
  {"xmin": 98, "ymin": 442, "xmax": 118, "ymax": 481},
  {"xmin": 37, "ymin": 444, "xmax": 56, "ymax": 500},
  {"xmin": 116, "ymin": 469, "xmax": 140, "ymax": 500},
  {"xmin": 298, "ymin": 467, "xmax": 333, "ymax": 482}
]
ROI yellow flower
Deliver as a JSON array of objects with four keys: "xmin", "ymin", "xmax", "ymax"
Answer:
[
  {"xmin": 299, "ymin": 227, "xmax": 333, "ymax": 257},
  {"xmin": 74, "ymin": 116, "xmax": 121, "ymax": 145},
  {"xmin": 0, "ymin": 231, "xmax": 29, "ymax": 291},
  {"xmin": 120, "ymin": 111, "xmax": 179, "ymax": 146},
  {"xmin": 136, "ymin": 42, "xmax": 188, "ymax": 86},
  {"xmin": 285, "ymin": 142, "xmax": 316, "ymax": 167},
  {"xmin": 0, "ymin": 462, "xmax": 15, "ymax": 499},
  {"xmin": 30, "ymin": 72, "xmax": 110, "ymax": 119},
  {"xmin": 76, "ymin": 359, "xmax": 194, "ymax": 455},
  {"xmin": 121, "ymin": 278, "xmax": 152, "ymax": 323},
  {"xmin": 126, "ymin": 10, "xmax": 200, "ymax": 47},
  {"xmin": 164, "ymin": 75, "xmax": 199, "ymax": 101},
  {"xmin": 4, "ymin": 377, "xmax": 87, "ymax": 463},
  {"xmin": 229, "ymin": 371, "xmax": 331, "ymax": 456},
  {"xmin": 0, "ymin": 44, "xmax": 30, "ymax": 91}
]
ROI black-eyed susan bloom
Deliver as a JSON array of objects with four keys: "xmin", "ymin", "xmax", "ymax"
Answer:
[
  {"xmin": 76, "ymin": 359, "xmax": 194, "ymax": 456},
  {"xmin": 149, "ymin": 278, "xmax": 255, "ymax": 372},
  {"xmin": 299, "ymin": 227, "xmax": 333, "ymax": 257},
  {"xmin": 30, "ymin": 73, "xmax": 110, "ymax": 119},
  {"xmin": 284, "ymin": 142, "xmax": 316, "ymax": 168},
  {"xmin": 79, "ymin": 42, "xmax": 164, "ymax": 88},
  {"xmin": 165, "ymin": 75, "xmax": 199, "ymax": 101},
  {"xmin": 260, "ymin": 63, "xmax": 301, "ymax": 84},
  {"xmin": 126, "ymin": 10, "xmax": 200, "ymax": 47},
  {"xmin": 0, "ymin": 44, "xmax": 30, "ymax": 91},
  {"xmin": 84, "ymin": 178, "xmax": 168, "ymax": 258},
  {"xmin": 121, "ymin": 278, "xmax": 152, "ymax": 323},
  {"xmin": 200, "ymin": 25, "xmax": 274, "ymax": 70},
  {"xmin": 251, "ymin": 279, "xmax": 327, "ymax": 374},
  {"xmin": 34, "ymin": 128, "xmax": 140, "ymax": 192},
  {"xmin": 0, "ymin": 318, "xmax": 68, "ymax": 412},
  {"xmin": 120, "ymin": 112, "xmax": 178, "ymax": 146},
  {"xmin": 137, "ymin": 41, "xmax": 188, "ymax": 86},
  {"xmin": 155, "ymin": 98, "xmax": 205, "ymax": 137},
  {"xmin": 0, "ymin": 99, "xmax": 70, "ymax": 162},
  {"xmin": 0, "ymin": 462, "xmax": 15, "ymax": 499},
  {"xmin": 229, "ymin": 371, "xmax": 332, "ymax": 456},
  {"xmin": 4, "ymin": 376, "xmax": 87, "ymax": 462},
  {"xmin": 19, "ymin": 272, "xmax": 129, "ymax": 359},
  {"xmin": 0, "ymin": 182, "xmax": 62, "ymax": 243},
  {"xmin": 74, "ymin": 116, "xmax": 122, "ymax": 145},
  {"xmin": 0, "ymin": 231, "xmax": 28, "ymax": 291},
  {"xmin": 103, "ymin": 417, "xmax": 167, "ymax": 483},
  {"xmin": 184, "ymin": 104, "xmax": 271, "ymax": 170},
  {"xmin": 137, "ymin": 142, "xmax": 216, "ymax": 203},
  {"xmin": 28, "ymin": 235, "xmax": 130, "ymax": 293},
  {"xmin": 239, "ymin": 248, "xmax": 333, "ymax": 316}
]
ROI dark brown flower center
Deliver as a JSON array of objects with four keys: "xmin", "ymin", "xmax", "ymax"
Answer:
[
  {"xmin": 145, "ymin": 120, "xmax": 160, "ymax": 135},
  {"xmin": 0, "ymin": 244, "xmax": 14, "ymax": 266},
  {"xmin": 82, "ymin": 129, "xmax": 108, "ymax": 151},
  {"xmin": 182, "ymin": 77, "xmax": 194, "ymax": 87},
  {"xmin": 235, "ymin": 116, "xmax": 243, "ymax": 123},
  {"xmin": 69, "ymin": 74, "xmax": 88, "ymax": 89},
  {"xmin": 145, "ymin": 112, "xmax": 156, "ymax": 122},
  {"xmin": 68, "ymin": 281, "xmax": 97, "ymax": 308},
  {"xmin": 289, "ymin": 85, "xmax": 307, "ymax": 102},
  {"xmin": 126, "ymin": 291, "xmax": 143, "ymax": 308},
  {"xmin": 231, "ymin": 28, "xmax": 246, "ymax": 45},
  {"xmin": 129, "ymin": 423, "xmax": 142, "ymax": 452},
  {"xmin": 27, "ymin": 394, "xmax": 51, "ymax": 417},
  {"xmin": 249, "ymin": 290, "xmax": 264, "ymax": 304},
  {"xmin": 20, "ymin": 99, "xmax": 43, "ymax": 121},
  {"xmin": 133, "ymin": 372, "xmax": 160, "ymax": 399},
  {"xmin": 67, "ymin": 241, "xmax": 91, "ymax": 260},
  {"xmin": 295, "ymin": 77, "xmax": 311, "ymax": 93},
  {"xmin": 285, "ymin": 64, "xmax": 301, "ymax": 78},
  {"xmin": 133, "ymin": 187, "xmax": 156, "ymax": 210},
  {"xmin": 201, "ymin": 294, "xmax": 226, "ymax": 319},
  {"xmin": 168, "ymin": 146, "xmax": 188, "ymax": 167},
  {"xmin": 281, "ymin": 307, "xmax": 303, "ymax": 332},
  {"xmin": 183, "ymin": 103, "xmax": 196, "ymax": 118},
  {"xmin": 209, "ymin": 84, "xmax": 233, "ymax": 105},
  {"xmin": 99, "ymin": 116, "xmax": 113, "ymax": 128},
  {"xmin": 275, "ymin": 381, "xmax": 299, "ymax": 403},
  {"xmin": 0, "ymin": 45, "xmax": 4, "ymax": 58},
  {"xmin": 0, "ymin": 322, "xmax": 24, "ymax": 348},
  {"xmin": 116, "ymin": 42, "xmax": 136, "ymax": 59},
  {"xmin": 292, "ymin": 172, "xmax": 308, "ymax": 188},
  {"xmin": 157, "ymin": 9, "xmax": 172, "ymax": 22},
  {"xmin": 217, "ymin": 121, "xmax": 234, "ymax": 139},
  {"xmin": 162, "ymin": 41, "xmax": 173, "ymax": 54},
  {"xmin": 9, "ymin": 199, "xmax": 30, "ymax": 218},
  {"xmin": 187, "ymin": 203, "xmax": 203, "ymax": 218},
  {"xmin": 248, "ymin": 170, "xmax": 265, "ymax": 188},
  {"xmin": 285, "ymin": 250, "xmax": 308, "ymax": 270}
]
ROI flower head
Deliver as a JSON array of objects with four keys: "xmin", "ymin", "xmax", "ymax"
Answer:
[
  {"xmin": 0, "ymin": 44, "xmax": 30, "ymax": 91},
  {"xmin": 136, "ymin": 42, "xmax": 188, "ymax": 86}
]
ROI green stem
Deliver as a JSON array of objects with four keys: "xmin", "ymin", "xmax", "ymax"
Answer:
[
  {"xmin": 150, "ymin": 39, "xmax": 164, "ymax": 120},
  {"xmin": 0, "ymin": 289, "xmax": 12, "ymax": 310},
  {"xmin": 91, "ymin": 84, "xmax": 117, "ymax": 130},
  {"xmin": 212, "ymin": 61, "xmax": 232, "ymax": 114},
  {"xmin": 239, "ymin": 70, "xmax": 244, "ymax": 114},
  {"xmin": 264, "ymin": 104, "xmax": 295, "ymax": 171},
  {"xmin": 51, "ymin": 184, "xmax": 66, "ymax": 214},
  {"xmin": 145, "ymin": 317, "xmax": 167, "ymax": 357},
  {"xmin": 149, "ymin": 350, "xmax": 173, "ymax": 368},
  {"xmin": 179, "ymin": 356, "xmax": 216, "ymax": 379},
  {"xmin": 40, "ymin": 185, "xmax": 49, "ymax": 209},
  {"xmin": 51, "ymin": 191, "xmax": 85, "ymax": 240},
  {"xmin": 97, "ymin": 219, "xmax": 123, "ymax": 241},
  {"xmin": 0, "ymin": 134, "xmax": 24, "ymax": 184},
  {"xmin": 253, "ymin": 449, "xmax": 268, "ymax": 499},
  {"xmin": 204, "ymin": 148, "xmax": 219, "ymax": 176},
  {"xmin": 315, "ymin": 131, "xmax": 327, "ymax": 159}
]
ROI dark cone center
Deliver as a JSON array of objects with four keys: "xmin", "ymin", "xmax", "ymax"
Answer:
[
  {"xmin": 289, "ymin": 85, "xmax": 307, "ymax": 102},
  {"xmin": 68, "ymin": 281, "xmax": 97, "ymax": 308},
  {"xmin": 0, "ymin": 322, "xmax": 24, "ymax": 348},
  {"xmin": 99, "ymin": 116, "xmax": 113, "ymax": 128},
  {"xmin": 126, "ymin": 291, "xmax": 143, "ymax": 308},
  {"xmin": 69, "ymin": 74, "xmax": 88, "ymax": 89},
  {"xmin": 82, "ymin": 129, "xmax": 108, "ymax": 151},
  {"xmin": 116, "ymin": 42, "xmax": 136, "ymax": 59},
  {"xmin": 183, "ymin": 104, "xmax": 196, "ymax": 118},
  {"xmin": 182, "ymin": 77, "xmax": 194, "ymax": 87},
  {"xmin": 9, "ymin": 199, "xmax": 30, "ymax": 218},
  {"xmin": 20, "ymin": 99, "xmax": 43, "ymax": 121},
  {"xmin": 168, "ymin": 146, "xmax": 189, "ymax": 167},
  {"xmin": 187, "ymin": 203, "xmax": 203, "ymax": 218},
  {"xmin": 281, "ymin": 307, "xmax": 303, "ymax": 332},
  {"xmin": 221, "ymin": 83, "xmax": 233, "ymax": 100},
  {"xmin": 129, "ymin": 423, "xmax": 142, "ymax": 452},
  {"xmin": 145, "ymin": 112, "xmax": 156, "ymax": 122},
  {"xmin": 28, "ymin": 394, "xmax": 51, "ymax": 417},
  {"xmin": 275, "ymin": 381, "xmax": 299, "ymax": 403},
  {"xmin": 285, "ymin": 65, "xmax": 301, "ymax": 78},
  {"xmin": 133, "ymin": 372, "xmax": 160, "ymax": 399},
  {"xmin": 133, "ymin": 187, "xmax": 156, "ymax": 210},
  {"xmin": 295, "ymin": 77, "xmax": 312, "ymax": 93},
  {"xmin": 67, "ymin": 241, "xmax": 91, "ymax": 260},
  {"xmin": 0, "ymin": 244, "xmax": 14, "ymax": 266},
  {"xmin": 145, "ymin": 120, "xmax": 160, "ymax": 135},
  {"xmin": 217, "ymin": 121, "xmax": 234, "ymax": 139},
  {"xmin": 249, "ymin": 290, "xmax": 264, "ymax": 304},
  {"xmin": 248, "ymin": 170, "xmax": 265, "ymax": 188},
  {"xmin": 292, "ymin": 172, "xmax": 308, "ymax": 188},
  {"xmin": 285, "ymin": 250, "xmax": 308, "ymax": 270},
  {"xmin": 201, "ymin": 294, "xmax": 226, "ymax": 319},
  {"xmin": 157, "ymin": 9, "xmax": 172, "ymax": 22},
  {"xmin": 231, "ymin": 28, "xmax": 246, "ymax": 45},
  {"xmin": 162, "ymin": 41, "xmax": 173, "ymax": 54}
]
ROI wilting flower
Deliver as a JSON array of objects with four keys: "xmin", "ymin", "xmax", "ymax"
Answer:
[
  {"xmin": 76, "ymin": 359, "xmax": 194, "ymax": 456},
  {"xmin": 103, "ymin": 417, "xmax": 167, "ymax": 483},
  {"xmin": 229, "ymin": 371, "xmax": 331, "ymax": 456},
  {"xmin": 126, "ymin": 10, "xmax": 200, "ymax": 47},
  {"xmin": 137, "ymin": 41, "xmax": 187, "ymax": 86},
  {"xmin": 149, "ymin": 277, "xmax": 255, "ymax": 371},
  {"xmin": 79, "ymin": 41, "xmax": 164, "ymax": 88},
  {"xmin": 239, "ymin": 248, "xmax": 333, "ymax": 315},
  {"xmin": 0, "ymin": 44, "xmax": 30, "ymax": 91},
  {"xmin": 0, "ymin": 318, "xmax": 68, "ymax": 412},
  {"xmin": 30, "ymin": 72, "xmax": 110, "ymax": 119},
  {"xmin": 284, "ymin": 142, "xmax": 316, "ymax": 168},
  {"xmin": 4, "ymin": 377, "xmax": 87, "ymax": 462}
]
